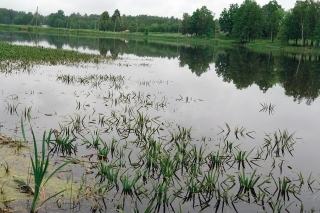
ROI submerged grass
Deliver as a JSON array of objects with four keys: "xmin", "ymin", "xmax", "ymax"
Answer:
[
  {"xmin": 0, "ymin": 42, "xmax": 114, "ymax": 74},
  {"xmin": 263, "ymin": 129, "xmax": 296, "ymax": 157},
  {"xmin": 0, "ymin": 100, "xmax": 313, "ymax": 212},
  {"xmin": 0, "ymin": 40, "xmax": 318, "ymax": 212},
  {"xmin": 0, "ymin": 80, "xmax": 309, "ymax": 213}
]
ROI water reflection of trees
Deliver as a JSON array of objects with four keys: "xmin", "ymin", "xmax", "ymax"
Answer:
[
  {"xmin": 277, "ymin": 53, "xmax": 320, "ymax": 105},
  {"xmin": 4, "ymin": 31, "xmax": 320, "ymax": 104},
  {"xmin": 98, "ymin": 39, "xmax": 216, "ymax": 76},
  {"xmin": 98, "ymin": 38, "xmax": 180, "ymax": 59},
  {"xmin": 215, "ymin": 48, "xmax": 277, "ymax": 91},
  {"xmin": 179, "ymin": 46, "xmax": 214, "ymax": 76},
  {"xmin": 4, "ymin": 31, "xmax": 215, "ymax": 76},
  {"xmin": 98, "ymin": 38, "xmax": 217, "ymax": 76},
  {"xmin": 215, "ymin": 48, "xmax": 320, "ymax": 105},
  {"xmin": 98, "ymin": 39, "xmax": 320, "ymax": 104}
]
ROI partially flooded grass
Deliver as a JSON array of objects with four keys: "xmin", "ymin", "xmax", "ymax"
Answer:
[
  {"xmin": 263, "ymin": 129, "xmax": 296, "ymax": 157},
  {"xmin": 0, "ymin": 41, "xmax": 319, "ymax": 212},
  {"xmin": 0, "ymin": 42, "xmax": 114, "ymax": 74},
  {"xmin": 1, "ymin": 100, "xmax": 315, "ymax": 212},
  {"xmin": 56, "ymin": 73, "xmax": 125, "ymax": 90},
  {"xmin": 49, "ymin": 134, "xmax": 77, "ymax": 155},
  {"xmin": 21, "ymin": 118, "xmax": 71, "ymax": 212},
  {"xmin": 0, "ymin": 133, "xmax": 72, "ymax": 211}
]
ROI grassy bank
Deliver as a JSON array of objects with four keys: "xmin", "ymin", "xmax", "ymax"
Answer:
[
  {"xmin": 245, "ymin": 39, "xmax": 320, "ymax": 54},
  {"xmin": 1, "ymin": 24, "xmax": 320, "ymax": 54},
  {"xmin": 0, "ymin": 24, "xmax": 217, "ymax": 45}
]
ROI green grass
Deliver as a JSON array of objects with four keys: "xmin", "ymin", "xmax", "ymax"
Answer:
[
  {"xmin": 263, "ymin": 129, "xmax": 296, "ymax": 157},
  {"xmin": 207, "ymin": 151, "xmax": 224, "ymax": 171},
  {"xmin": 237, "ymin": 168, "xmax": 269, "ymax": 191},
  {"xmin": 159, "ymin": 154, "xmax": 179, "ymax": 183},
  {"xmin": 50, "ymin": 135, "xmax": 77, "ymax": 155},
  {"xmin": 97, "ymin": 161, "xmax": 120, "ymax": 190},
  {"xmin": 1, "ymin": 109, "xmax": 312, "ymax": 212},
  {"xmin": 0, "ymin": 42, "xmax": 113, "ymax": 74},
  {"xmin": 20, "ymin": 117, "xmax": 71, "ymax": 212},
  {"xmin": 120, "ymin": 171, "xmax": 141, "ymax": 196}
]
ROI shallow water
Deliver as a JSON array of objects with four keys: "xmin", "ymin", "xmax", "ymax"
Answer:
[{"xmin": 1, "ymin": 31, "xmax": 320, "ymax": 212}]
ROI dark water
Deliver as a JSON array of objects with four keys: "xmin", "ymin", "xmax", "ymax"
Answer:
[{"xmin": 1, "ymin": 31, "xmax": 320, "ymax": 212}]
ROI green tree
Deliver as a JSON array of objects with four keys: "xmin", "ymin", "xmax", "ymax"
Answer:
[
  {"xmin": 101, "ymin": 11, "xmax": 109, "ymax": 22},
  {"xmin": 268, "ymin": 10, "xmax": 284, "ymax": 42},
  {"xmin": 292, "ymin": 0, "xmax": 309, "ymax": 46},
  {"xmin": 120, "ymin": 14, "xmax": 128, "ymax": 31},
  {"xmin": 277, "ymin": 1, "xmax": 320, "ymax": 46},
  {"xmin": 232, "ymin": 0, "xmax": 265, "ymax": 41},
  {"xmin": 277, "ymin": 12, "xmax": 290, "ymax": 44},
  {"xmin": 189, "ymin": 6, "xmax": 215, "ymax": 37},
  {"xmin": 219, "ymin": 4, "xmax": 239, "ymax": 35},
  {"xmin": 312, "ymin": 21, "xmax": 320, "ymax": 46},
  {"xmin": 13, "ymin": 12, "xmax": 34, "ymax": 25},
  {"xmin": 0, "ymin": 13, "xmax": 3, "ymax": 23},
  {"xmin": 262, "ymin": 0, "xmax": 284, "ymax": 42},
  {"xmin": 150, "ymin": 23, "xmax": 159, "ymax": 32},
  {"xmin": 99, "ymin": 11, "xmax": 109, "ymax": 31},
  {"xmin": 277, "ymin": 10, "xmax": 300, "ymax": 45},
  {"xmin": 181, "ymin": 13, "xmax": 190, "ymax": 35},
  {"xmin": 306, "ymin": 0, "xmax": 320, "ymax": 46},
  {"xmin": 46, "ymin": 10, "xmax": 65, "ymax": 27},
  {"xmin": 112, "ymin": 9, "xmax": 121, "ymax": 32}
]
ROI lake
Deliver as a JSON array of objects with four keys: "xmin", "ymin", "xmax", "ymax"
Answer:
[{"xmin": 1, "ymin": 31, "xmax": 320, "ymax": 212}]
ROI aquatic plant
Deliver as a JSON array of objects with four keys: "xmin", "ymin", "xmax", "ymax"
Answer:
[
  {"xmin": 96, "ymin": 161, "xmax": 120, "ymax": 190},
  {"xmin": 263, "ymin": 129, "xmax": 296, "ymax": 157},
  {"xmin": 159, "ymin": 154, "xmax": 179, "ymax": 183},
  {"xmin": 120, "ymin": 171, "xmax": 141, "ymax": 196},
  {"xmin": 238, "ymin": 168, "xmax": 260, "ymax": 190},
  {"xmin": 259, "ymin": 102, "xmax": 275, "ymax": 115},
  {"xmin": 50, "ymin": 135, "xmax": 77, "ymax": 155},
  {"xmin": 4, "ymin": 102, "xmax": 19, "ymax": 115},
  {"xmin": 21, "ymin": 118, "xmax": 70, "ymax": 212}
]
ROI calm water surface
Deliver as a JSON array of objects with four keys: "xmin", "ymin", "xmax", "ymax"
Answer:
[{"xmin": 1, "ymin": 31, "xmax": 320, "ymax": 212}]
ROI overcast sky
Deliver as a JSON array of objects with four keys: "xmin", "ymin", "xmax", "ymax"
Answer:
[{"xmin": 3, "ymin": 0, "xmax": 296, "ymax": 18}]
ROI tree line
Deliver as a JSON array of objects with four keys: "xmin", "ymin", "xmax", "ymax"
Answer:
[
  {"xmin": 217, "ymin": 0, "xmax": 320, "ymax": 46},
  {"xmin": 98, "ymin": 10, "xmax": 181, "ymax": 33},
  {"xmin": 0, "ymin": 8, "xmax": 45, "ymax": 25},
  {"xmin": 1, "ymin": 0, "xmax": 320, "ymax": 46},
  {"xmin": 0, "ymin": 8, "xmax": 181, "ymax": 33},
  {"xmin": 46, "ymin": 9, "xmax": 181, "ymax": 33}
]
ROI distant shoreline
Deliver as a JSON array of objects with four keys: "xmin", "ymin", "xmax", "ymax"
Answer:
[{"xmin": 1, "ymin": 24, "xmax": 319, "ymax": 55}]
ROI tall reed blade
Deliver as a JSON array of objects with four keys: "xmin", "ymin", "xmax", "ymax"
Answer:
[{"xmin": 21, "ymin": 117, "xmax": 71, "ymax": 213}]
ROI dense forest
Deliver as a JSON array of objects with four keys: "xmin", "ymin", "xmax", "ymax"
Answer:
[
  {"xmin": 0, "ymin": 8, "xmax": 181, "ymax": 33},
  {"xmin": 216, "ymin": 0, "xmax": 320, "ymax": 46},
  {"xmin": 1, "ymin": 0, "xmax": 320, "ymax": 46}
]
